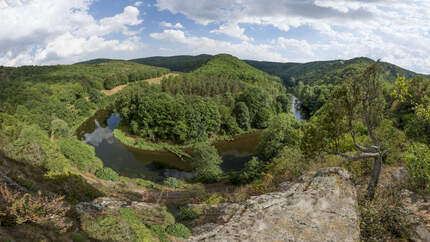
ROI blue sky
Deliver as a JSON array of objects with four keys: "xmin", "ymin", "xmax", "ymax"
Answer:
[{"xmin": 1, "ymin": 0, "xmax": 430, "ymax": 73}]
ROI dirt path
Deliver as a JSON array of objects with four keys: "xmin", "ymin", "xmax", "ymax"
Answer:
[{"xmin": 101, "ymin": 73, "xmax": 178, "ymax": 96}]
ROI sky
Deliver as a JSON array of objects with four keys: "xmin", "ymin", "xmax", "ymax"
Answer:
[{"xmin": 1, "ymin": 0, "xmax": 430, "ymax": 74}]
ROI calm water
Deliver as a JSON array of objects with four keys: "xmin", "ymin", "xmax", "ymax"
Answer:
[
  {"xmin": 292, "ymin": 96, "xmax": 303, "ymax": 121},
  {"xmin": 76, "ymin": 110, "xmax": 262, "ymax": 181},
  {"xmin": 76, "ymin": 97, "xmax": 301, "ymax": 181}
]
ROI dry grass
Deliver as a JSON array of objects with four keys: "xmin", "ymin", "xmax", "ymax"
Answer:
[{"xmin": 0, "ymin": 185, "xmax": 70, "ymax": 229}]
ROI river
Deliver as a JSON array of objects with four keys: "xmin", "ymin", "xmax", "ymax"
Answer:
[{"xmin": 76, "ymin": 96, "xmax": 302, "ymax": 181}]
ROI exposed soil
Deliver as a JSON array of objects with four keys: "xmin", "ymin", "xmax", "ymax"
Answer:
[{"xmin": 101, "ymin": 73, "xmax": 179, "ymax": 96}]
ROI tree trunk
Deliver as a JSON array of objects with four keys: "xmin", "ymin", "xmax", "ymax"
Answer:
[
  {"xmin": 366, "ymin": 155, "xmax": 383, "ymax": 200},
  {"xmin": 50, "ymin": 130, "xmax": 55, "ymax": 141}
]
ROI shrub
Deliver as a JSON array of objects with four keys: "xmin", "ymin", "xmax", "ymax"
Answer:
[
  {"xmin": 0, "ymin": 185, "xmax": 69, "ymax": 228},
  {"xmin": 230, "ymin": 157, "xmax": 264, "ymax": 184},
  {"xmin": 202, "ymin": 193, "xmax": 226, "ymax": 205},
  {"xmin": 81, "ymin": 208, "xmax": 153, "ymax": 242},
  {"xmin": 359, "ymin": 188, "xmax": 413, "ymax": 241},
  {"xmin": 166, "ymin": 223, "xmax": 192, "ymax": 239},
  {"xmin": 405, "ymin": 143, "xmax": 430, "ymax": 192},
  {"xmin": 96, "ymin": 167, "xmax": 120, "ymax": 181},
  {"xmin": 176, "ymin": 206, "xmax": 202, "ymax": 221},
  {"xmin": 163, "ymin": 177, "xmax": 185, "ymax": 188},
  {"xmin": 59, "ymin": 138, "xmax": 103, "ymax": 173}
]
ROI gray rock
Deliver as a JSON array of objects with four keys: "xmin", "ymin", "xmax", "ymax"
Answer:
[
  {"xmin": 75, "ymin": 197, "xmax": 160, "ymax": 215},
  {"xmin": 189, "ymin": 167, "xmax": 360, "ymax": 242}
]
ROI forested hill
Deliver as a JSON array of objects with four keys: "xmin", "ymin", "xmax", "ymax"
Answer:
[
  {"xmin": 74, "ymin": 58, "xmax": 120, "ymax": 65},
  {"xmin": 0, "ymin": 61, "xmax": 169, "ymax": 130},
  {"xmin": 130, "ymin": 54, "xmax": 212, "ymax": 72},
  {"xmin": 160, "ymin": 54, "xmax": 284, "ymax": 98},
  {"xmin": 245, "ymin": 57, "xmax": 422, "ymax": 87},
  {"xmin": 192, "ymin": 54, "xmax": 280, "ymax": 83}
]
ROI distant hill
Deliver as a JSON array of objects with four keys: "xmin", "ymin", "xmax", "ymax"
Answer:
[
  {"xmin": 245, "ymin": 57, "xmax": 421, "ymax": 87},
  {"xmin": 75, "ymin": 55, "xmax": 427, "ymax": 88},
  {"xmin": 75, "ymin": 58, "xmax": 118, "ymax": 65},
  {"xmin": 130, "ymin": 54, "xmax": 212, "ymax": 72}
]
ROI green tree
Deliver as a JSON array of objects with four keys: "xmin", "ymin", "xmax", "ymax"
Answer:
[
  {"xmin": 313, "ymin": 62, "xmax": 389, "ymax": 200},
  {"xmin": 234, "ymin": 102, "xmax": 250, "ymax": 131},
  {"xmin": 258, "ymin": 113, "xmax": 302, "ymax": 160},
  {"xmin": 191, "ymin": 143, "xmax": 223, "ymax": 182},
  {"xmin": 50, "ymin": 118, "xmax": 69, "ymax": 141}
]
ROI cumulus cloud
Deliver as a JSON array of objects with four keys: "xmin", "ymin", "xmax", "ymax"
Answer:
[
  {"xmin": 150, "ymin": 29, "xmax": 286, "ymax": 62},
  {"xmin": 155, "ymin": 0, "xmax": 430, "ymax": 73},
  {"xmin": 160, "ymin": 21, "xmax": 184, "ymax": 29},
  {"xmin": 0, "ymin": 0, "xmax": 145, "ymax": 66}
]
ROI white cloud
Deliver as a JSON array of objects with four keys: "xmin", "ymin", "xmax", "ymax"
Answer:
[
  {"xmin": 211, "ymin": 23, "xmax": 251, "ymax": 41},
  {"xmin": 150, "ymin": 29, "xmax": 286, "ymax": 62},
  {"xmin": 134, "ymin": 1, "xmax": 143, "ymax": 7},
  {"xmin": 0, "ymin": 0, "xmax": 145, "ymax": 66},
  {"xmin": 160, "ymin": 21, "xmax": 184, "ymax": 29},
  {"xmin": 155, "ymin": 0, "xmax": 430, "ymax": 73}
]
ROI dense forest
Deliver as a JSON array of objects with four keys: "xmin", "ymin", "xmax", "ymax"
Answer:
[
  {"xmin": 131, "ymin": 54, "xmax": 212, "ymax": 72},
  {"xmin": 115, "ymin": 54, "xmax": 292, "ymax": 145}
]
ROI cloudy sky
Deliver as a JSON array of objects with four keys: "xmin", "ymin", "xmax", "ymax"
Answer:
[{"xmin": 1, "ymin": 0, "xmax": 430, "ymax": 73}]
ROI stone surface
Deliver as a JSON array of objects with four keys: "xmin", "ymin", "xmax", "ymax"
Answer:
[
  {"xmin": 75, "ymin": 197, "xmax": 162, "ymax": 215},
  {"xmin": 189, "ymin": 167, "xmax": 360, "ymax": 242}
]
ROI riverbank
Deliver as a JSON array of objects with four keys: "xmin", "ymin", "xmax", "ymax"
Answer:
[{"xmin": 113, "ymin": 128, "xmax": 261, "ymax": 159}]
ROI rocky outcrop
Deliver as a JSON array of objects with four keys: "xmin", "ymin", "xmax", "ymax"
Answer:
[
  {"xmin": 379, "ymin": 167, "xmax": 430, "ymax": 242},
  {"xmin": 189, "ymin": 167, "xmax": 360, "ymax": 242}
]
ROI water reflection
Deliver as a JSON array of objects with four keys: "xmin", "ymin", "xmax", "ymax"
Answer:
[{"xmin": 77, "ymin": 110, "xmax": 262, "ymax": 181}]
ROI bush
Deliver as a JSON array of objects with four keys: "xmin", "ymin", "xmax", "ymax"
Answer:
[
  {"xmin": 96, "ymin": 168, "xmax": 120, "ymax": 181},
  {"xmin": 359, "ymin": 188, "xmax": 413, "ymax": 241},
  {"xmin": 202, "ymin": 193, "xmax": 226, "ymax": 205},
  {"xmin": 59, "ymin": 138, "xmax": 103, "ymax": 173},
  {"xmin": 166, "ymin": 223, "xmax": 192, "ymax": 239},
  {"xmin": 163, "ymin": 177, "xmax": 185, "ymax": 188},
  {"xmin": 405, "ymin": 143, "xmax": 430, "ymax": 192},
  {"xmin": 0, "ymin": 185, "xmax": 69, "ymax": 228},
  {"xmin": 230, "ymin": 157, "xmax": 264, "ymax": 184},
  {"xmin": 176, "ymin": 206, "xmax": 202, "ymax": 221}
]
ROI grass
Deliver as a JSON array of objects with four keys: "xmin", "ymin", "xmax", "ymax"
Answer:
[{"xmin": 80, "ymin": 205, "xmax": 190, "ymax": 241}]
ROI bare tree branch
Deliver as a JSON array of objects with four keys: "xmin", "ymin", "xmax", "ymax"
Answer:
[
  {"xmin": 336, "ymin": 152, "xmax": 380, "ymax": 161},
  {"xmin": 351, "ymin": 131, "xmax": 378, "ymax": 153}
]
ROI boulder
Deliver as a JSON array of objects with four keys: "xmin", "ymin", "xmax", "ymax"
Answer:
[{"xmin": 189, "ymin": 167, "xmax": 360, "ymax": 242}]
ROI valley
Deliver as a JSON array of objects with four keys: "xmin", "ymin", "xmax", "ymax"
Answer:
[{"xmin": 1, "ymin": 53, "xmax": 429, "ymax": 241}]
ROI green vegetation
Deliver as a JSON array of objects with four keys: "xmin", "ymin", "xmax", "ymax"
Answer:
[
  {"xmin": 115, "ymin": 54, "xmax": 291, "ymax": 149},
  {"xmin": 166, "ymin": 223, "xmax": 192, "ymax": 239},
  {"xmin": 247, "ymin": 57, "xmax": 424, "ymax": 117},
  {"xmin": 404, "ymin": 143, "xmax": 430, "ymax": 191},
  {"xmin": 80, "ymin": 206, "xmax": 181, "ymax": 241},
  {"xmin": 191, "ymin": 143, "xmax": 223, "ymax": 182},
  {"xmin": 59, "ymin": 138, "xmax": 103, "ymax": 173},
  {"xmin": 176, "ymin": 206, "xmax": 202, "ymax": 221},
  {"xmin": 230, "ymin": 157, "xmax": 265, "ymax": 185},
  {"xmin": 95, "ymin": 167, "xmax": 120, "ymax": 181},
  {"xmin": 258, "ymin": 113, "xmax": 302, "ymax": 160},
  {"xmin": 163, "ymin": 177, "xmax": 185, "ymax": 188},
  {"xmin": 1, "ymin": 53, "xmax": 430, "ymax": 241},
  {"xmin": 131, "ymin": 54, "xmax": 212, "ymax": 72}
]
